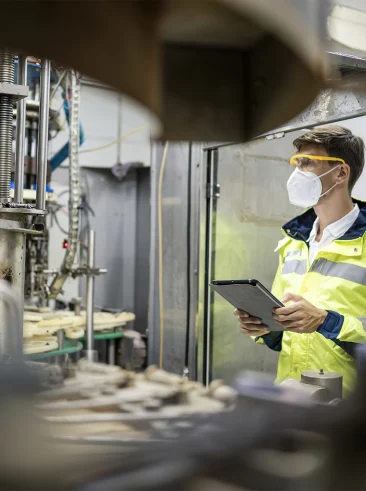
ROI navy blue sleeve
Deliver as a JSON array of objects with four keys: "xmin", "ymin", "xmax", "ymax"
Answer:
[
  {"xmin": 317, "ymin": 310, "xmax": 344, "ymax": 340},
  {"xmin": 255, "ymin": 331, "xmax": 283, "ymax": 352}
]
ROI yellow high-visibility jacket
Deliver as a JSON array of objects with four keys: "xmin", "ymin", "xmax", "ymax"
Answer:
[{"xmin": 256, "ymin": 199, "xmax": 366, "ymax": 396}]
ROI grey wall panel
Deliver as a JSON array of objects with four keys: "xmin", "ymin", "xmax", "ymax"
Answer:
[
  {"xmin": 79, "ymin": 168, "xmax": 137, "ymax": 313},
  {"xmin": 149, "ymin": 142, "xmax": 200, "ymax": 375}
]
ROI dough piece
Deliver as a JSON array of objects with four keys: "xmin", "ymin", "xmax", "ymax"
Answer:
[
  {"xmin": 37, "ymin": 318, "xmax": 74, "ymax": 329},
  {"xmin": 24, "ymin": 339, "xmax": 58, "ymax": 355},
  {"xmin": 24, "ymin": 313, "xmax": 43, "ymax": 322},
  {"xmin": 23, "ymin": 322, "xmax": 38, "ymax": 339},
  {"xmin": 66, "ymin": 327, "xmax": 85, "ymax": 339}
]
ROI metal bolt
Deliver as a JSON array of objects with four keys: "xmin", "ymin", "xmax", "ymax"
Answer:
[{"xmin": 319, "ymin": 369, "xmax": 324, "ymax": 375}]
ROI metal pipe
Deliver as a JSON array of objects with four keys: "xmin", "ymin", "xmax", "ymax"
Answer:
[
  {"xmin": 55, "ymin": 329, "xmax": 65, "ymax": 365},
  {"xmin": 30, "ymin": 120, "xmax": 37, "ymax": 157},
  {"xmin": 108, "ymin": 339, "xmax": 116, "ymax": 365},
  {"xmin": 0, "ymin": 49, "xmax": 15, "ymax": 203},
  {"xmin": 86, "ymin": 230, "xmax": 96, "ymax": 361},
  {"xmin": 36, "ymin": 59, "xmax": 50, "ymax": 210},
  {"xmin": 14, "ymin": 55, "xmax": 28, "ymax": 203}
]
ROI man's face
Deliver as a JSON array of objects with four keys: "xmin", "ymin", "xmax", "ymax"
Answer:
[
  {"xmin": 294, "ymin": 143, "xmax": 332, "ymax": 174},
  {"xmin": 294, "ymin": 143, "xmax": 340, "ymax": 198}
]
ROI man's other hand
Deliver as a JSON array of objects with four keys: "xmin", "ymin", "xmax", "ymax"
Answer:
[
  {"xmin": 273, "ymin": 293, "xmax": 327, "ymax": 333},
  {"xmin": 234, "ymin": 309, "xmax": 269, "ymax": 337}
]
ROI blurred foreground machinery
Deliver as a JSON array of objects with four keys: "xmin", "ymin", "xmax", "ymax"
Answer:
[
  {"xmin": 0, "ymin": 344, "xmax": 365, "ymax": 491},
  {"xmin": 0, "ymin": 0, "xmax": 332, "ymax": 142}
]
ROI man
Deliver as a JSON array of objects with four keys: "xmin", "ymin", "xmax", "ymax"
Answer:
[{"xmin": 236, "ymin": 125, "xmax": 366, "ymax": 396}]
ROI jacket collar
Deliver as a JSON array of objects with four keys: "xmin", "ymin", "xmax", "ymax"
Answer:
[{"xmin": 283, "ymin": 198, "xmax": 366, "ymax": 242}]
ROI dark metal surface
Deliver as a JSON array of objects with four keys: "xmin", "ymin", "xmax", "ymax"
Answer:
[{"xmin": 134, "ymin": 168, "xmax": 151, "ymax": 335}]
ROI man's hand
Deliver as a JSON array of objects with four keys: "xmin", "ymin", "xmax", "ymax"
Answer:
[
  {"xmin": 234, "ymin": 309, "xmax": 269, "ymax": 337},
  {"xmin": 273, "ymin": 293, "xmax": 328, "ymax": 333}
]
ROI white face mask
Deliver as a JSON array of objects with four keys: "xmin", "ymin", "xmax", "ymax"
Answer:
[{"xmin": 286, "ymin": 166, "xmax": 340, "ymax": 208}]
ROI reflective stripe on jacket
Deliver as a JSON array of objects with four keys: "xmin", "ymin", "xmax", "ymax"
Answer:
[{"xmin": 256, "ymin": 199, "xmax": 366, "ymax": 397}]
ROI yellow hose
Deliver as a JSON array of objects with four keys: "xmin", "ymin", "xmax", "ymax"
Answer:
[
  {"xmin": 158, "ymin": 142, "xmax": 169, "ymax": 369},
  {"xmin": 80, "ymin": 125, "xmax": 147, "ymax": 154}
]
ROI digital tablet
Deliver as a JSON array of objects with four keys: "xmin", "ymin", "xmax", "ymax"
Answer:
[{"xmin": 211, "ymin": 279, "xmax": 284, "ymax": 331}]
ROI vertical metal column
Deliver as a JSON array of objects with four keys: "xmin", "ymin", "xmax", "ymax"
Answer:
[
  {"xmin": 108, "ymin": 339, "xmax": 116, "ymax": 365},
  {"xmin": 14, "ymin": 55, "xmax": 28, "ymax": 203},
  {"xmin": 85, "ymin": 230, "xmax": 97, "ymax": 362},
  {"xmin": 36, "ymin": 59, "xmax": 51, "ymax": 211},
  {"xmin": 0, "ymin": 49, "xmax": 15, "ymax": 203},
  {"xmin": 55, "ymin": 329, "xmax": 65, "ymax": 366},
  {"xmin": 202, "ymin": 149, "xmax": 219, "ymax": 386}
]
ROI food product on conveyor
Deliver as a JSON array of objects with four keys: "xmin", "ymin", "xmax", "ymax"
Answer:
[{"xmin": 37, "ymin": 361, "xmax": 238, "ymax": 442}]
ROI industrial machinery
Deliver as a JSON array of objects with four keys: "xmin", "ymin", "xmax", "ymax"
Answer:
[{"xmin": 0, "ymin": 51, "xmax": 50, "ymax": 359}]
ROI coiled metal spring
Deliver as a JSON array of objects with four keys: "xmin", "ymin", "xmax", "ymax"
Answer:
[{"xmin": 0, "ymin": 50, "xmax": 15, "ymax": 83}]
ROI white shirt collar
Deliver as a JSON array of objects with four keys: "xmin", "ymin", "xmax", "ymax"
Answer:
[{"xmin": 308, "ymin": 204, "xmax": 360, "ymax": 244}]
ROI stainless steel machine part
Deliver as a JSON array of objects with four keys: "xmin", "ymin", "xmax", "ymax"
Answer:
[
  {"xmin": 71, "ymin": 297, "xmax": 83, "ymax": 316},
  {"xmin": 85, "ymin": 229, "xmax": 97, "ymax": 362},
  {"xmin": 279, "ymin": 378, "xmax": 336, "ymax": 404},
  {"xmin": 0, "ymin": 280, "xmax": 22, "ymax": 360},
  {"xmin": 301, "ymin": 370, "xmax": 343, "ymax": 399},
  {"xmin": 0, "ymin": 52, "xmax": 29, "ymax": 348},
  {"xmin": 48, "ymin": 70, "xmax": 80, "ymax": 299},
  {"xmin": 108, "ymin": 339, "xmax": 116, "ymax": 366},
  {"xmin": 55, "ymin": 329, "xmax": 65, "ymax": 365},
  {"xmin": 0, "ymin": 214, "xmax": 27, "ymax": 348},
  {"xmin": 35, "ymin": 59, "xmax": 51, "ymax": 211},
  {"xmin": 14, "ymin": 55, "xmax": 28, "ymax": 203},
  {"xmin": 0, "ymin": 49, "xmax": 15, "ymax": 203}
]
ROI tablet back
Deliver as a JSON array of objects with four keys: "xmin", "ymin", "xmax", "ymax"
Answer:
[{"xmin": 211, "ymin": 282, "xmax": 284, "ymax": 332}]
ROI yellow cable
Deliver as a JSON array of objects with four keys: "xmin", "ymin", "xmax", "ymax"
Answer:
[
  {"xmin": 80, "ymin": 125, "xmax": 147, "ymax": 154},
  {"xmin": 158, "ymin": 142, "xmax": 169, "ymax": 369}
]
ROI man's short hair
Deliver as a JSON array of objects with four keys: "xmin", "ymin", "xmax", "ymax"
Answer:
[{"xmin": 293, "ymin": 125, "xmax": 365, "ymax": 192}]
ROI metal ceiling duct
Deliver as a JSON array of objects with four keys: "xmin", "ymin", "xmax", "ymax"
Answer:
[{"xmin": 0, "ymin": 0, "xmax": 330, "ymax": 141}]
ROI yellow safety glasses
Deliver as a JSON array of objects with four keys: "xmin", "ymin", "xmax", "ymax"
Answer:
[{"xmin": 289, "ymin": 154, "xmax": 346, "ymax": 166}]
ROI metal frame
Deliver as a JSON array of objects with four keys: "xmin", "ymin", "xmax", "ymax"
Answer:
[
  {"xmin": 186, "ymin": 143, "xmax": 202, "ymax": 380},
  {"xmin": 147, "ymin": 145, "xmax": 159, "ymax": 367},
  {"xmin": 201, "ymin": 149, "xmax": 219, "ymax": 386},
  {"xmin": 14, "ymin": 55, "xmax": 28, "ymax": 203},
  {"xmin": 328, "ymin": 51, "xmax": 366, "ymax": 72},
  {"xmin": 203, "ymin": 107, "xmax": 366, "ymax": 152}
]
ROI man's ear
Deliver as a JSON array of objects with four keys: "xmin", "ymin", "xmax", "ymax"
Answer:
[{"xmin": 336, "ymin": 163, "xmax": 350, "ymax": 184}]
